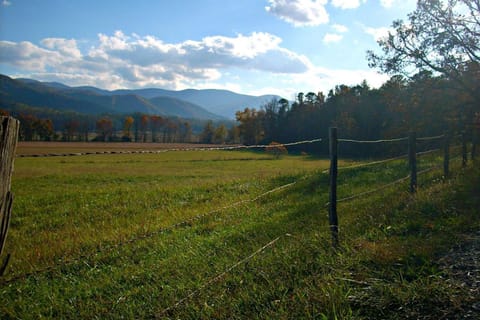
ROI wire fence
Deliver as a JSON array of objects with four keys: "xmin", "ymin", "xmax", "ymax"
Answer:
[
  {"xmin": 326, "ymin": 129, "xmax": 471, "ymax": 246},
  {"xmin": 156, "ymin": 131, "xmax": 468, "ymax": 315},
  {"xmin": 3, "ymin": 129, "xmax": 476, "ymax": 317}
]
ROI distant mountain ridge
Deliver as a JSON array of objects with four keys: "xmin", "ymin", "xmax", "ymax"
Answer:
[
  {"xmin": 1, "ymin": 74, "xmax": 280, "ymax": 119},
  {"xmin": 111, "ymin": 88, "xmax": 279, "ymax": 119}
]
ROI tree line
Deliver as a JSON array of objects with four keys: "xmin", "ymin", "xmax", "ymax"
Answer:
[
  {"xmin": 0, "ymin": 106, "xmax": 238, "ymax": 144},
  {"xmin": 2, "ymin": 68, "xmax": 478, "ymax": 154},
  {"xmin": 235, "ymin": 0, "xmax": 480, "ymax": 156},
  {"xmin": 234, "ymin": 71, "xmax": 478, "ymax": 156},
  {"xmin": 2, "ymin": 0, "xmax": 479, "ymax": 153}
]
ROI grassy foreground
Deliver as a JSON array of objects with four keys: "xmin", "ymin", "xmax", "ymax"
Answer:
[{"xmin": 1, "ymin": 147, "xmax": 478, "ymax": 319}]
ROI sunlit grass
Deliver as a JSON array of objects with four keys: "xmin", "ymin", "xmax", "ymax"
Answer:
[
  {"xmin": 7, "ymin": 150, "xmax": 329, "ymax": 277},
  {"xmin": 1, "ymin": 145, "xmax": 478, "ymax": 319}
]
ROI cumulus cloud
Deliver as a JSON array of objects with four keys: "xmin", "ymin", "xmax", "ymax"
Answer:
[
  {"xmin": 362, "ymin": 25, "xmax": 393, "ymax": 41},
  {"xmin": 323, "ymin": 33, "xmax": 343, "ymax": 44},
  {"xmin": 94, "ymin": 31, "xmax": 309, "ymax": 73},
  {"xmin": 331, "ymin": 0, "xmax": 366, "ymax": 10},
  {"xmin": 0, "ymin": 40, "xmax": 62, "ymax": 71},
  {"xmin": 0, "ymin": 31, "xmax": 313, "ymax": 90},
  {"xmin": 379, "ymin": 0, "xmax": 417, "ymax": 9},
  {"xmin": 41, "ymin": 38, "xmax": 82, "ymax": 59},
  {"xmin": 2, "ymin": 0, "xmax": 11, "ymax": 7},
  {"xmin": 265, "ymin": 0, "xmax": 329, "ymax": 27},
  {"xmin": 260, "ymin": 65, "xmax": 388, "ymax": 97},
  {"xmin": 332, "ymin": 24, "xmax": 349, "ymax": 33}
]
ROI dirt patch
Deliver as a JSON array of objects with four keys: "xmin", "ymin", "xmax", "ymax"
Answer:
[{"xmin": 16, "ymin": 141, "xmax": 238, "ymax": 156}]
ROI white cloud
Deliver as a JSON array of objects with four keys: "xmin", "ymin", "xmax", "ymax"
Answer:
[
  {"xmin": 41, "ymin": 38, "xmax": 82, "ymax": 59},
  {"xmin": 323, "ymin": 33, "xmax": 343, "ymax": 44},
  {"xmin": 265, "ymin": 0, "xmax": 329, "ymax": 27},
  {"xmin": 362, "ymin": 25, "xmax": 393, "ymax": 41},
  {"xmin": 0, "ymin": 30, "xmax": 392, "ymax": 97},
  {"xmin": 332, "ymin": 24, "xmax": 349, "ymax": 33},
  {"xmin": 331, "ymin": 0, "xmax": 366, "ymax": 10},
  {"xmin": 2, "ymin": 0, "xmax": 11, "ymax": 7},
  {"xmin": 0, "ymin": 40, "xmax": 62, "ymax": 71},
  {"xmin": 0, "ymin": 31, "xmax": 313, "ymax": 91},
  {"xmin": 95, "ymin": 31, "xmax": 310, "ymax": 74},
  {"xmin": 261, "ymin": 66, "xmax": 389, "ymax": 98},
  {"xmin": 379, "ymin": 0, "xmax": 417, "ymax": 9}
]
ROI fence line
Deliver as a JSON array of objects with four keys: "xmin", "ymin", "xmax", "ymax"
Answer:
[
  {"xmin": 158, "ymin": 145, "xmax": 467, "ymax": 316},
  {"xmin": 157, "ymin": 234, "xmax": 286, "ymax": 317},
  {"xmin": 329, "ymin": 151, "xmax": 464, "ymax": 207},
  {"xmin": 326, "ymin": 128, "xmax": 473, "ymax": 246},
  {"xmin": 156, "ymin": 132, "xmax": 470, "ymax": 316},
  {"xmin": 16, "ymin": 138, "xmax": 323, "ymax": 158},
  {"xmin": 4, "ymin": 126, "xmax": 473, "ymax": 315}
]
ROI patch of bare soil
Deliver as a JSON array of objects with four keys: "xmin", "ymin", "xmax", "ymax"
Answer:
[{"xmin": 16, "ymin": 141, "xmax": 237, "ymax": 156}]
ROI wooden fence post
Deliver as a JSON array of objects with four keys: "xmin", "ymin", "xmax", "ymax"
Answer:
[
  {"xmin": 408, "ymin": 132, "xmax": 417, "ymax": 193},
  {"xmin": 462, "ymin": 131, "xmax": 468, "ymax": 168},
  {"xmin": 1, "ymin": 116, "xmax": 19, "ymax": 276},
  {"xmin": 328, "ymin": 127, "xmax": 339, "ymax": 247},
  {"xmin": 443, "ymin": 132, "xmax": 450, "ymax": 178}
]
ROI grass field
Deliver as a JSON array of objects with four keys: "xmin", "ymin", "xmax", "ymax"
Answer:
[{"xmin": 1, "ymin": 143, "xmax": 479, "ymax": 319}]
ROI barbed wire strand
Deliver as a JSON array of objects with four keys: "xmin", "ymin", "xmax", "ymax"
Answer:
[
  {"xmin": 417, "ymin": 164, "xmax": 443, "ymax": 176},
  {"xmin": 16, "ymin": 139, "xmax": 323, "ymax": 158},
  {"xmin": 416, "ymin": 134, "xmax": 445, "ymax": 142},
  {"xmin": 339, "ymin": 154, "xmax": 408, "ymax": 172},
  {"xmin": 157, "ymin": 234, "xmax": 284, "ymax": 318},
  {"xmin": 417, "ymin": 143, "xmax": 464, "ymax": 158},
  {"xmin": 336, "ymin": 174, "xmax": 411, "ymax": 204},
  {"xmin": 338, "ymin": 137, "xmax": 408, "ymax": 144},
  {"xmin": 321, "ymin": 154, "xmax": 409, "ymax": 174},
  {"xmin": 0, "ymin": 180, "xmax": 298, "ymax": 285},
  {"xmin": 416, "ymin": 148, "xmax": 441, "ymax": 157}
]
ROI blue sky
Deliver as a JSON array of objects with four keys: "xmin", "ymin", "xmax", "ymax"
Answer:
[{"xmin": 0, "ymin": 0, "xmax": 416, "ymax": 98}]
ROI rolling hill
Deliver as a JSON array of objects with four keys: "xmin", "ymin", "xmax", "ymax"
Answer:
[
  {"xmin": 0, "ymin": 75, "xmax": 224, "ymax": 120},
  {"xmin": 112, "ymin": 88, "xmax": 280, "ymax": 118},
  {"xmin": 1, "ymin": 75, "xmax": 280, "ymax": 119}
]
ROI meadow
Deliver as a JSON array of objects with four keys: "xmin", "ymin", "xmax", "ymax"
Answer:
[{"xmin": 1, "ymin": 142, "xmax": 478, "ymax": 319}]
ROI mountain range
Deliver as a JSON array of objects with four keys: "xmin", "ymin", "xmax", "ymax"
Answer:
[{"xmin": 0, "ymin": 74, "xmax": 279, "ymax": 120}]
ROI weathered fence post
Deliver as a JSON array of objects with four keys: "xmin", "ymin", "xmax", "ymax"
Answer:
[
  {"xmin": 328, "ymin": 127, "xmax": 339, "ymax": 247},
  {"xmin": 443, "ymin": 132, "xmax": 450, "ymax": 178},
  {"xmin": 1, "ymin": 116, "xmax": 19, "ymax": 276},
  {"xmin": 408, "ymin": 132, "xmax": 417, "ymax": 193},
  {"xmin": 462, "ymin": 131, "xmax": 468, "ymax": 168}
]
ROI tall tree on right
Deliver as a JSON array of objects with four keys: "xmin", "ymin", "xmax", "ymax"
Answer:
[{"xmin": 367, "ymin": 0, "xmax": 480, "ymax": 113}]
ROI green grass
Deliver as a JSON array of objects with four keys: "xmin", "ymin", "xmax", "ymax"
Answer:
[{"xmin": 1, "ymin": 148, "xmax": 478, "ymax": 319}]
